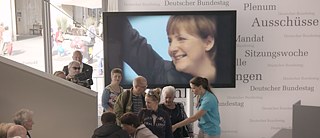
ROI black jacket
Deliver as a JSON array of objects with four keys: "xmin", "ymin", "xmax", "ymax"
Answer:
[
  {"xmin": 138, "ymin": 108, "xmax": 173, "ymax": 138},
  {"xmin": 91, "ymin": 124, "xmax": 130, "ymax": 138}
]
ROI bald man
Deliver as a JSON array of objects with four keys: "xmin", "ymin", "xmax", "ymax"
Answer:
[
  {"xmin": 7, "ymin": 125, "xmax": 27, "ymax": 138},
  {"xmin": 114, "ymin": 76, "xmax": 147, "ymax": 124}
]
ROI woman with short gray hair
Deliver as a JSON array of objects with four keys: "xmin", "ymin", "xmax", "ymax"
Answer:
[{"xmin": 159, "ymin": 86, "xmax": 193, "ymax": 138}]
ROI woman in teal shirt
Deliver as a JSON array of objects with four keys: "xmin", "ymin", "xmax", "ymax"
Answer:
[{"xmin": 172, "ymin": 76, "xmax": 221, "ymax": 138}]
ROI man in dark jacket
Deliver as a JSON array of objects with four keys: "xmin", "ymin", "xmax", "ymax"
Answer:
[
  {"xmin": 63, "ymin": 50, "xmax": 93, "ymax": 89},
  {"xmin": 92, "ymin": 112, "xmax": 130, "ymax": 138}
]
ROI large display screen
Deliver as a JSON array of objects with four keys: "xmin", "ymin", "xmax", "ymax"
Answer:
[{"xmin": 103, "ymin": 11, "xmax": 236, "ymax": 88}]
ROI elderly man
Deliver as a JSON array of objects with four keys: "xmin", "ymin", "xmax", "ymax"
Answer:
[
  {"xmin": 66, "ymin": 60, "xmax": 92, "ymax": 88},
  {"xmin": 63, "ymin": 50, "xmax": 93, "ymax": 88},
  {"xmin": 13, "ymin": 109, "xmax": 34, "ymax": 138},
  {"xmin": 114, "ymin": 76, "xmax": 147, "ymax": 124},
  {"xmin": 66, "ymin": 60, "xmax": 81, "ymax": 81}
]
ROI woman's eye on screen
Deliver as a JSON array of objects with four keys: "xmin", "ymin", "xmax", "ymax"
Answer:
[{"xmin": 177, "ymin": 36, "xmax": 186, "ymax": 41}]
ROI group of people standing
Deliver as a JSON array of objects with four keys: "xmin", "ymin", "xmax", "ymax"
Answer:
[
  {"xmin": 49, "ymin": 42, "xmax": 220, "ymax": 138},
  {"xmin": 98, "ymin": 68, "xmax": 221, "ymax": 138}
]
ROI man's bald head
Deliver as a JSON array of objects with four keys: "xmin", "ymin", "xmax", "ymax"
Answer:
[
  {"xmin": 132, "ymin": 76, "xmax": 148, "ymax": 95},
  {"xmin": 72, "ymin": 50, "xmax": 83, "ymax": 63},
  {"xmin": 133, "ymin": 76, "xmax": 147, "ymax": 86},
  {"xmin": 7, "ymin": 125, "xmax": 27, "ymax": 138}
]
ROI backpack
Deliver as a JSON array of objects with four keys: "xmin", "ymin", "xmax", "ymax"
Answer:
[{"xmin": 122, "ymin": 90, "xmax": 146, "ymax": 113}]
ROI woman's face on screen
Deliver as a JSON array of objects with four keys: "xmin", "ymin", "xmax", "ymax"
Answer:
[{"xmin": 168, "ymin": 28, "xmax": 213, "ymax": 75}]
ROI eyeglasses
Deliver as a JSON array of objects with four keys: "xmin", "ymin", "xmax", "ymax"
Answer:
[
  {"xmin": 72, "ymin": 67, "xmax": 81, "ymax": 70},
  {"xmin": 137, "ymin": 85, "xmax": 147, "ymax": 89}
]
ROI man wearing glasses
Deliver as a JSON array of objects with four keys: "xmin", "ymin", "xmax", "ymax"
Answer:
[
  {"xmin": 66, "ymin": 60, "xmax": 81, "ymax": 81},
  {"xmin": 114, "ymin": 76, "xmax": 147, "ymax": 124},
  {"xmin": 63, "ymin": 50, "xmax": 93, "ymax": 88},
  {"xmin": 65, "ymin": 60, "xmax": 93, "ymax": 88}
]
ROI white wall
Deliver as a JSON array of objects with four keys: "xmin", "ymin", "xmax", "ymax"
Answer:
[{"xmin": 0, "ymin": 57, "xmax": 98, "ymax": 138}]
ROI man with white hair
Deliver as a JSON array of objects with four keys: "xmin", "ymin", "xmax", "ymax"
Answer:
[
  {"xmin": 13, "ymin": 109, "xmax": 34, "ymax": 138},
  {"xmin": 66, "ymin": 60, "xmax": 81, "ymax": 81}
]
